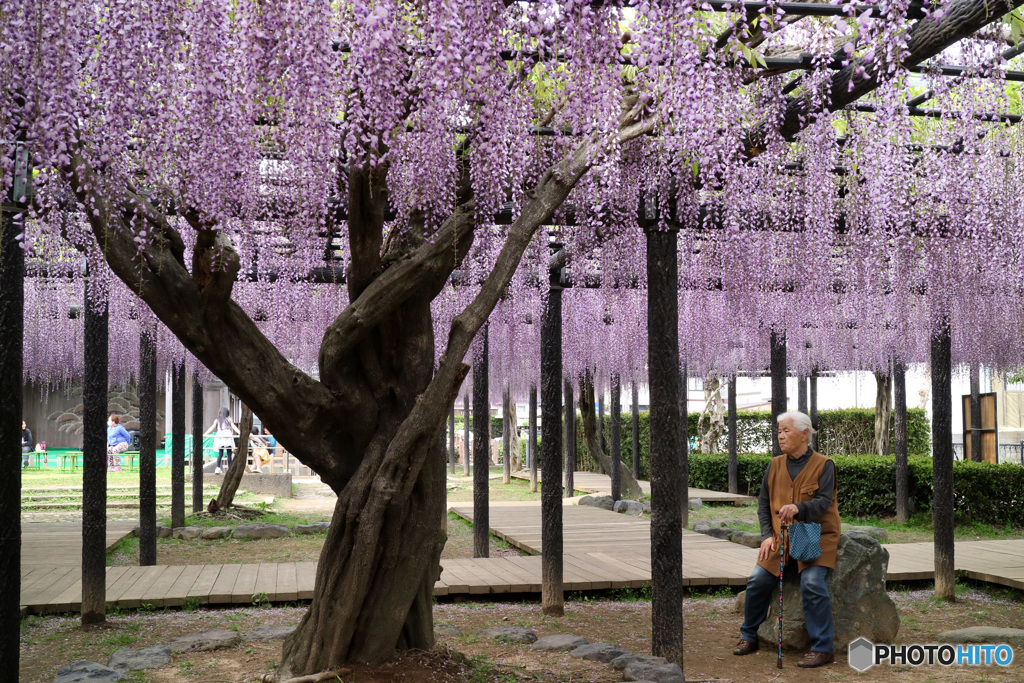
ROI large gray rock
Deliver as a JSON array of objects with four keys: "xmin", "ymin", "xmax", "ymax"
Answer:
[
  {"xmin": 245, "ymin": 625, "xmax": 296, "ymax": 641},
  {"xmin": 623, "ymin": 661, "xmax": 684, "ymax": 682},
  {"xmin": 687, "ymin": 498, "xmax": 703, "ymax": 511},
  {"xmin": 938, "ymin": 627, "xmax": 1024, "ymax": 649},
  {"xmin": 757, "ymin": 531, "xmax": 900, "ymax": 651},
  {"xmin": 231, "ymin": 523, "xmax": 291, "ymax": 540},
  {"xmin": 692, "ymin": 522, "xmax": 711, "ymax": 534},
  {"xmin": 842, "ymin": 524, "xmax": 888, "ymax": 542},
  {"xmin": 171, "ymin": 526, "xmax": 203, "ymax": 540},
  {"xmin": 569, "ymin": 642, "xmax": 628, "ymax": 662},
  {"xmin": 529, "ymin": 634, "xmax": 589, "ymax": 651},
  {"xmin": 165, "ymin": 628, "xmax": 243, "ymax": 653},
  {"xmin": 589, "ymin": 496, "xmax": 615, "ymax": 511},
  {"xmin": 107, "ymin": 645, "xmax": 171, "ymax": 672},
  {"xmin": 294, "ymin": 522, "xmax": 330, "ymax": 535},
  {"xmin": 434, "ymin": 623, "xmax": 463, "ymax": 638},
  {"xmin": 200, "ymin": 526, "xmax": 232, "ymax": 540},
  {"xmin": 54, "ymin": 661, "xmax": 124, "ymax": 683},
  {"xmin": 730, "ymin": 531, "xmax": 763, "ymax": 549},
  {"xmin": 613, "ymin": 500, "xmax": 644, "ymax": 516},
  {"xmin": 155, "ymin": 523, "xmax": 172, "ymax": 539},
  {"xmin": 478, "ymin": 626, "xmax": 537, "ymax": 644},
  {"xmin": 608, "ymin": 653, "xmax": 668, "ymax": 670},
  {"xmin": 705, "ymin": 527, "xmax": 733, "ymax": 541}
]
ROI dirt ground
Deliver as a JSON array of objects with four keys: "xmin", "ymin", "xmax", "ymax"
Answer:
[{"xmin": 19, "ymin": 583, "xmax": 1024, "ymax": 682}]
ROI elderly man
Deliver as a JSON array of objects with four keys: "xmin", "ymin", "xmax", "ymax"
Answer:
[{"xmin": 732, "ymin": 411, "xmax": 840, "ymax": 669}]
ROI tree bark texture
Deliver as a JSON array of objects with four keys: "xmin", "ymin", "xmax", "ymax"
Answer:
[
  {"xmin": 810, "ymin": 369, "xmax": 819, "ymax": 451},
  {"xmin": 727, "ymin": 377, "xmax": 738, "ymax": 494},
  {"xmin": 579, "ymin": 371, "xmax": 643, "ymax": 499},
  {"xmin": 192, "ymin": 373, "xmax": 205, "ymax": 513},
  {"xmin": 509, "ymin": 401, "xmax": 520, "ymax": 472},
  {"xmin": 798, "ymin": 374, "xmax": 807, "ymax": 414},
  {"xmin": 610, "ymin": 373, "xmax": 622, "ymax": 502},
  {"xmin": 894, "ymin": 360, "xmax": 910, "ymax": 524},
  {"xmin": 645, "ymin": 227, "xmax": 684, "ymax": 667},
  {"xmin": 448, "ymin": 405, "xmax": 456, "ymax": 475},
  {"xmin": 502, "ymin": 388, "xmax": 511, "ymax": 484},
  {"xmin": 463, "ymin": 392, "xmax": 471, "ymax": 477},
  {"xmin": 970, "ymin": 363, "xmax": 982, "ymax": 462},
  {"xmin": 139, "ymin": 329, "xmax": 157, "ymax": 566},
  {"xmin": 599, "ymin": 392, "xmax": 606, "ymax": 455},
  {"xmin": 529, "ymin": 383, "xmax": 538, "ymax": 492},
  {"xmin": 679, "ymin": 364, "xmax": 689, "ymax": 529},
  {"xmin": 770, "ymin": 330, "xmax": 787, "ymax": 457},
  {"xmin": 631, "ymin": 382, "xmax": 640, "ymax": 480},
  {"xmin": 216, "ymin": 404, "xmax": 253, "ymax": 511},
  {"xmin": 874, "ymin": 370, "xmax": 893, "ymax": 457},
  {"xmin": 541, "ymin": 285, "xmax": 564, "ymax": 616},
  {"xmin": 171, "ymin": 361, "xmax": 187, "ymax": 528},
  {"xmin": 0, "ymin": 153, "xmax": 26, "ymax": 676},
  {"xmin": 82, "ymin": 289, "xmax": 108, "ymax": 625},
  {"xmin": 473, "ymin": 327, "xmax": 490, "ymax": 559},
  {"xmin": 563, "ymin": 379, "xmax": 575, "ymax": 498},
  {"xmin": 931, "ymin": 319, "xmax": 955, "ymax": 601},
  {"xmin": 696, "ymin": 371, "xmax": 724, "ymax": 454}
]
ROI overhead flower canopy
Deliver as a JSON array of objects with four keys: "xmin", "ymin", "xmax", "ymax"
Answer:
[{"xmin": 3, "ymin": 0, "xmax": 1024, "ymax": 396}]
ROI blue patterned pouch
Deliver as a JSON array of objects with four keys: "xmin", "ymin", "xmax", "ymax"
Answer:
[{"xmin": 788, "ymin": 522, "xmax": 822, "ymax": 562}]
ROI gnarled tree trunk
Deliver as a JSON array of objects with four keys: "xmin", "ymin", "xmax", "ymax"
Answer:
[
  {"xmin": 214, "ymin": 404, "xmax": 253, "ymax": 512},
  {"xmin": 578, "ymin": 370, "xmax": 643, "ymax": 500},
  {"xmin": 874, "ymin": 371, "xmax": 892, "ymax": 456}
]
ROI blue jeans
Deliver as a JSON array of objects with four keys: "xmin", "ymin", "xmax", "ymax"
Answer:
[{"xmin": 740, "ymin": 564, "xmax": 834, "ymax": 653}]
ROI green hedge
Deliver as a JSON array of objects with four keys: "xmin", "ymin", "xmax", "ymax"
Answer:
[
  {"xmin": 687, "ymin": 452, "xmax": 1024, "ymax": 526},
  {"xmin": 571, "ymin": 408, "xmax": 930, "ymax": 479}
]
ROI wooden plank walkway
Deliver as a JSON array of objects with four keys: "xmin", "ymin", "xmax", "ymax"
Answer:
[
  {"xmin": 22, "ymin": 521, "xmax": 138, "ymax": 569},
  {"xmin": 511, "ymin": 470, "xmax": 756, "ymax": 505}
]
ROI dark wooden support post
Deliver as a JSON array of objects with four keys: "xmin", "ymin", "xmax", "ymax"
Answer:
[
  {"xmin": 894, "ymin": 359, "xmax": 910, "ymax": 524},
  {"xmin": 541, "ymin": 276, "xmax": 564, "ymax": 615},
  {"xmin": 610, "ymin": 373, "xmax": 622, "ymax": 501},
  {"xmin": 138, "ymin": 329, "xmax": 157, "ymax": 566},
  {"xmin": 680, "ymin": 364, "xmax": 689, "ymax": 528},
  {"xmin": 969, "ymin": 364, "xmax": 982, "ymax": 462},
  {"xmin": 191, "ymin": 373, "xmax": 204, "ymax": 513},
  {"xmin": 502, "ymin": 387, "xmax": 511, "ymax": 485},
  {"xmin": 473, "ymin": 325, "xmax": 490, "ymax": 558},
  {"xmin": 529, "ymin": 383, "xmax": 538, "ymax": 492},
  {"xmin": 171, "ymin": 361, "xmax": 186, "ymax": 528},
  {"xmin": 563, "ymin": 378, "xmax": 575, "ymax": 498},
  {"xmin": 631, "ymin": 381, "xmax": 640, "ymax": 480},
  {"xmin": 448, "ymin": 404, "xmax": 456, "ymax": 475},
  {"xmin": 798, "ymin": 374, "xmax": 808, "ymax": 414},
  {"xmin": 931, "ymin": 317, "xmax": 955, "ymax": 600},
  {"xmin": 0, "ymin": 144, "xmax": 29, "ymax": 675},
  {"xmin": 82, "ymin": 284, "xmax": 108, "ymax": 625},
  {"xmin": 599, "ymin": 390, "xmax": 606, "ymax": 454},
  {"xmin": 810, "ymin": 368, "xmax": 819, "ymax": 450},
  {"xmin": 645, "ymin": 224, "xmax": 683, "ymax": 666},
  {"xmin": 728, "ymin": 377, "xmax": 738, "ymax": 494},
  {"xmin": 463, "ymin": 392, "xmax": 470, "ymax": 477},
  {"xmin": 770, "ymin": 330, "xmax": 787, "ymax": 457}
]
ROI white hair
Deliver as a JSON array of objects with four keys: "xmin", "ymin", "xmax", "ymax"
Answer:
[{"xmin": 777, "ymin": 411, "xmax": 816, "ymax": 435}]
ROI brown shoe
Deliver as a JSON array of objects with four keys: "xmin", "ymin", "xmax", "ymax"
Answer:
[
  {"xmin": 733, "ymin": 639, "xmax": 759, "ymax": 656},
  {"xmin": 797, "ymin": 651, "xmax": 834, "ymax": 668}
]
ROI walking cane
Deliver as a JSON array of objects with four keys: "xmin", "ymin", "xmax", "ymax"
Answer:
[{"xmin": 778, "ymin": 522, "xmax": 787, "ymax": 669}]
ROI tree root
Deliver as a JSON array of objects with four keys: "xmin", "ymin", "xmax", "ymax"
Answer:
[{"xmin": 262, "ymin": 668, "xmax": 352, "ymax": 683}]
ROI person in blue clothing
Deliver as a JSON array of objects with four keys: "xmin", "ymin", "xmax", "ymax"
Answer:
[{"xmin": 106, "ymin": 414, "xmax": 131, "ymax": 471}]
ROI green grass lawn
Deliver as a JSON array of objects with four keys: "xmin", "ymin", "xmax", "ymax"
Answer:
[{"xmin": 23, "ymin": 467, "xmax": 177, "ymax": 489}]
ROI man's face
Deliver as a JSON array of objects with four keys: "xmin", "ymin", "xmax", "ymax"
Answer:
[{"xmin": 777, "ymin": 417, "xmax": 809, "ymax": 457}]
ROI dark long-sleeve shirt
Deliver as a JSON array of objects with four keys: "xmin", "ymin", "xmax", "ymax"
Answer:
[{"xmin": 758, "ymin": 448, "xmax": 835, "ymax": 541}]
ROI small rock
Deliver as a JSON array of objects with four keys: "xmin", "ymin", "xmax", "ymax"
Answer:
[
  {"xmin": 54, "ymin": 661, "xmax": 124, "ymax": 683},
  {"xmin": 641, "ymin": 502, "xmax": 652, "ymax": 513},
  {"xmin": 687, "ymin": 498, "xmax": 703, "ymax": 511},
  {"xmin": 294, "ymin": 522, "xmax": 330, "ymax": 535},
  {"xmin": 705, "ymin": 527, "xmax": 733, "ymax": 541},
  {"xmin": 569, "ymin": 642, "xmax": 629, "ymax": 662},
  {"xmin": 155, "ymin": 524, "xmax": 172, "ymax": 539},
  {"xmin": 171, "ymin": 526, "xmax": 203, "ymax": 540},
  {"xmin": 735, "ymin": 590, "xmax": 746, "ymax": 613},
  {"xmin": 478, "ymin": 627, "xmax": 537, "ymax": 644},
  {"xmin": 245, "ymin": 625, "xmax": 296, "ymax": 642},
  {"xmin": 529, "ymin": 634, "xmax": 589, "ymax": 652},
  {"xmin": 730, "ymin": 531, "xmax": 762, "ymax": 549},
  {"xmin": 200, "ymin": 526, "xmax": 232, "ymax": 540},
  {"xmin": 692, "ymin": 522, "xmax": 711, "ymax": 534},
  {"xmin": 623, "ymin": 661, "xmax": 685, "ymax": 682},
  {"xmin": 609, "ymin": 653, "xmax": 669, "ymax": 670},
  {"xmin": 937, "ymin": 627, "xmax": 1024, "ymax": 649},
  {"xmin": 107, "ymin": 645, "xmax": 171, "ymax": 672},
  {"xmin": 165, "ymin": 628, "xmax": 242, "ymax": 653},
  {"xmin": 613, "ymin": 500, "xmax": 644, "ymax": 516},
  {"xmin": 231, "ymin": 523, "xmax": 291, "ymax": 540},
  {"xmin": 577, "ymin": 495, "xmax": 595, "ymax": 506},
  {"xmin": 434, "ymin": 624, "xmax": 463, "ymax": 638},
  {"xmin": 590, "ymin": 496, "xmax": 615, "ymax": 511},
  {"xmin": 841, "ymin": 524, "xmax": 888, "ymax": 543}
]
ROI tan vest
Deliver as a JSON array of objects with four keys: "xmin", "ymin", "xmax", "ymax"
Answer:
[{"xmin": 756, "ymin": 451, "xmax": 841, "ymax": 577}]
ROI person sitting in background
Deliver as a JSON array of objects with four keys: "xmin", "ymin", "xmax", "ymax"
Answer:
[
  {"xmin": 106, "ymin": 414, "xmax": 131, "ymax": 471},
  {"xmin": 22, "ymin": 421, "xmax": 33, "ymax": 467}
]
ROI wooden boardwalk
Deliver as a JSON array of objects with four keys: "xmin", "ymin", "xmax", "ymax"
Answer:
[{"xmin": 511, "ymin": 470, "xmax": 757, "ymax": 505}]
